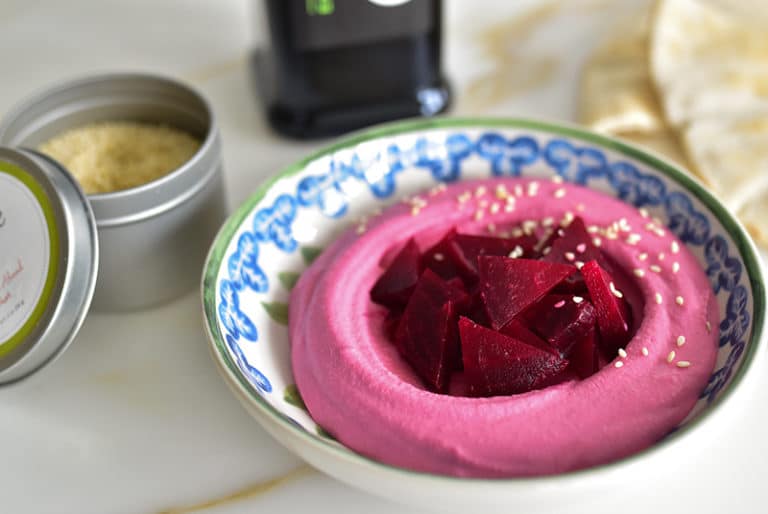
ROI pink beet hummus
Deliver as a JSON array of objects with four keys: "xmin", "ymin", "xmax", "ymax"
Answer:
[{"xmin": 289, "ymin": 178, "xmax": 718, "ymax": 477}]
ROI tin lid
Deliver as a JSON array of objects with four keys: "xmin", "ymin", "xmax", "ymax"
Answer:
[{"xmin": 0, "ymin": 147, "xmax": 98, "ymax": 385}]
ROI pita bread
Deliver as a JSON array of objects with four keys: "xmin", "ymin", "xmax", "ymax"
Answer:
[
  {"xmin": 579, "ymin": 9, "xmax": 665, "ymax": 135},
  {"xmin": 683, "ymin": 115, "xmax": 768, "ymax": 210},
  {"xmin": 650, "ymin": 0, "xmax": 768, "ymax": 127}
]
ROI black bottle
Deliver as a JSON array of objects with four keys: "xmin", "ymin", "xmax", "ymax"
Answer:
[{"xmin": 253, "ymin": 0, "xmax": 450, "ymax": 139}]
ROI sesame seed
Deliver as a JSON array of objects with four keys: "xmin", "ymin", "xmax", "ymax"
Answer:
[
  {"xmin": 542, "ymin": 246, "xmax": 552, "ymax": 256},
  {"xmin": 508, "ymin": 245, "xmax": 524, "ymax": 259},
  {"xmin": 576, "ymin": 243, "xmax": 587, "ymax": 253},
  {"xmin": 587, "ymin": 225, "xmax": 599, "ymax": 234},
  {"xmin": 475, "ymin": 186, "xmax": 487, "ymax": 198},
  {"xmin": 576, "ymin": 203, "xmax": 585, "ymax": 212},
  {"xmin": 573, "ymin": 296, "xmax": 584, "ymax": 304},
  {"xmin": 618, "ymin": 348, "xmax": 628, "ymax": 358},
  {"xmin": 638, "ymin": 253, "xmax": 648, "ymax": 261},
  {"xmin": 677, "ymin": 335, "xmax": 686, "ymax": 347},
  {"xmin": 551, "ymin": 175, "xmax": 564, "ymax": 184},
  {"xmin": 511, "ymin": 228, "xmax": 524, "ymax": 238},
  {"xmin": 557, "ymin": 228, "xmax": 566, "ymax": 237},
  {"xmin": 562, "ymin": 211, "xmax": 575, "ymax": 226},
  {"xmin": 655, "ymin": 292, "xmax": 663, "ymax": 304},
  {"xmin": 650, "ymin": 264, "xmax": 662, "ymax": 273},
  {"xmin": 490, "ymin": 203, "xmax": 500, "ymax": 214},
  {"xmin": 671, "ymin": 241, "xmax": 680, "ymax": 254},
  {"xmin": 575, "ymin": 261, "xmax": 584, "ymax": 269},
  {"xmin": 356, "ymin": 225, "xmax": 366, "ymax": 234},
  {"xmin": 564, "ymin": 251, "xmax": 576, "ymax": 261},
  {"xmin": 639, "ymin": 208, "xmax": 649, "ymax": 218},
  {"xmin": 514, "ymin": 185, "xmax": 523, "ymax": 197},
  {"xmin": 633, "ymin": 268, "xmax": 645, "ymax": 278},
  {"xmin": 479, "ymin": 199, "xmax": 489, "ymax": 208},
  {"xmin": 542, "ymin": 216, "xmax": 555, "ymax": 227},
  {"xmin": 658, "ymin": 252, "xmax": 666, "ymax": 261},
  {"xmin": 667, "ymin": 351, "xmax": 676, "ymax": 363},
  {"xmin": 495, "ymin": 185, "xmax": 509, "ymax": 199},
  {"xmin": 593, "ymin": 237, "xmax": 602, "ymax": 247},
  {"xmin": 672, "ymin": 262, "xmax": 680, "ymax": 273},
  {"xmin": 675, "ymin": 296, "xmax": 684, "ymax": 306},
  {"xmin": 706, "ymin": 321, "xmax": 712, "ymax": 333},
  {"xmin": 554, "ymin": 188, "xmax": 566, "ymax": 198},
  {"xmin": 487, "ymin": 223, "xmax": 496, "ymax": 233},
  {"xmin": 652, "ymin": 216, "xmax": 664, "ymax": 226},
  {"xmin": 615, "ymin": 361, "xmax": 624, "ymax": 368},
  {"xmin": 504, "ymin": 203, "xmax": 515, "ymax": 213},
  {"xmin": 457, "ymin": 192, "xmax": 471, "ymax": 204},
  {"xmin": 527, "ymin": 181, "xmax": 540, "ymax": 197},
  {"xmin": 554, "ymin": 300, "xmax": 566, "ymax": 308},
  {"xmin": 655, "ymin": 228, "xmax": 666, "ymax": 237},
  {"xmin": 410, "ymin": 206, "xmax": 421, "ymax": 216},
  {"xmin": 610, "ymin": 282, "xmax": 624, "ymax": 298},
  {"xmin": 642, "ymin": 347, "xmax": 649, "ymax": 356},
  {"xmin": 626, "ymin": 233, "xmax": 642, "ymax": 245},
  {"xmin": 676, "ymin": 361, "xmax": 691, "ymax": 368},
  {"xmin": 434, "ymin": 253, "xmax": 445, "ymax": 261},
  {"xmin": 605, "ymin": 230, "xmax": 618, "ymax": 240},
  {"xmin": 474, "ymin": 210, "xmax": 484, "ymax": 221}
]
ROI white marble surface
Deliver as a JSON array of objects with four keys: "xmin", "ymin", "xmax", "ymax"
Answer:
[{"xmin": 1, "ymin": 1, "xmax": 766, "ymax": 513}]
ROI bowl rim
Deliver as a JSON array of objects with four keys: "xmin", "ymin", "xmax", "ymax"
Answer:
[{"xmin": 201, "ymin": 116, "xmax": 767, "ymax": 484}]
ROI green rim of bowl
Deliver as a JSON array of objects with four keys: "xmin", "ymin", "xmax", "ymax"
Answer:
[{"xmin": 201, "ymin": 117, "xmax": 766, "ymax": 484}]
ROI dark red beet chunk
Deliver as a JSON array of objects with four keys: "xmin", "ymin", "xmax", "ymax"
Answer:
[
  {"xmin": 396, "ymin": 270, "xmax": 468, "ymax": 392},
  {"xmin": 523, "ymin": 294, "xmax": 597, "ymax": 357},
  {"xmin": 568, "ymin": 328, "xmax": 601, "ymax": 379},
  {"xmin": 478, "ymin": 256, "xmax": 577, "ymax": 330},
  {"xmin": 500, "ymin": 319, "xmax": 559, "ymax": 356},
  {"xmin": 581, "ymin": 260, "xmax": 632, "ymax": 358},
  {"xmin": 370, "ymin": 238, "xmax": 421, "ymax": 311},
  {"xmin": 459, "ymin": 317, "xmax": 569, "ymax": 396},
  {"xmin": 452, "ymin": 233, "xmax": 537, "ymax": 280},
  {"xmin": 542, "ymin": 217, "xmax": 601, "ymax": 266},
  {"xmin": 421, "ymin": 229, "xmax": 463, "ymax": 280}
]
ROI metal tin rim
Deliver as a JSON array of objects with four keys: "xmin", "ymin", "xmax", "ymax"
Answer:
[{"xmin": 0, "ymin": 147, "xmax": 98, "ymax": 385}]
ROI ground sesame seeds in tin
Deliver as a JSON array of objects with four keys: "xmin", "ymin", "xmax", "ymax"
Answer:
[
  {"xmin": 667, "ymin": 351, "xmax": 676, "ymax": 363},
  {"xmin": 676, "ymin": 335, "xmax": 686, "ymax": 347},
  {"xmin": 614, "ymin": 361, "xmax": 624, "ymax": 368},
  {"xmin": 675, "ymin": 295, "xmax": 684, "ymax": 306}
]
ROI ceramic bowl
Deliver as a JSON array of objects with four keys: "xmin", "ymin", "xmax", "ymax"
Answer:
[{"xmin": 201, "ymin": 119, "xmax": 765, "ymax": 511}]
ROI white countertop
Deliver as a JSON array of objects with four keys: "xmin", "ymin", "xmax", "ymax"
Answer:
[{"xmin": 1, "ymin": 1, "xmax": 766, "ymax": 513}]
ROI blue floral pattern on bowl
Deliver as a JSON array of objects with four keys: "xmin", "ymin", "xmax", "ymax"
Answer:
[{"xmin": 205, "ymin": 121, "xmax": 762, "ymax": 444}]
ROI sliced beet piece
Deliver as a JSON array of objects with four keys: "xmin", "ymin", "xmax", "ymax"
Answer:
[
  {"xmin": 395, "ymin": 270, "xmax": 467, "ymax": 391},
  {"xmin": 500, "ymin": 319, "xmax": 559, "ymax": 356},
  {"xmin": 568, "ymin": 328, "xmax": 601, "ymax": 379},
  {"xmin": 370, "ymin": 238, "xmax": 421, "ymax": 311},
  {"xmin": 420, "ymin": 229, "xmax": 463, "ymax": 280},
  {"xmin": 459, "ymin": 317, "xmax": 569, "ymax": 396},
  {"xmin": 542, "ymin": 217, "xmax": 601, "ymax": 266},
  {"xmin": 581, "ymin": 260, "xmax": 632, "ymax": 358},
  {"xmin": 478, "ymin": 256, "xmax": 577, "ymax": 330},
  {"xmin": 524, "ymin": 294, "xmax": 597, "ymax": 358},
  {"xmin": 452, "ymin": 233, "xmax": 537, "ymax": 279}
]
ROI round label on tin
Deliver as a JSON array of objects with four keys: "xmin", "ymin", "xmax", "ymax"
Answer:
[{"xmin": 0, "ymin": 161, "xmax": 59, "ymax": 357}]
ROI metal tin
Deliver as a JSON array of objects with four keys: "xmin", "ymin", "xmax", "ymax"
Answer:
[
  {"xmin": 0, "ymin": 148, "xmax": 98, "ymax": 385},
  {"xmin": 0, "ymin": 74, "xmax": 228, "ymax": 311}
]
